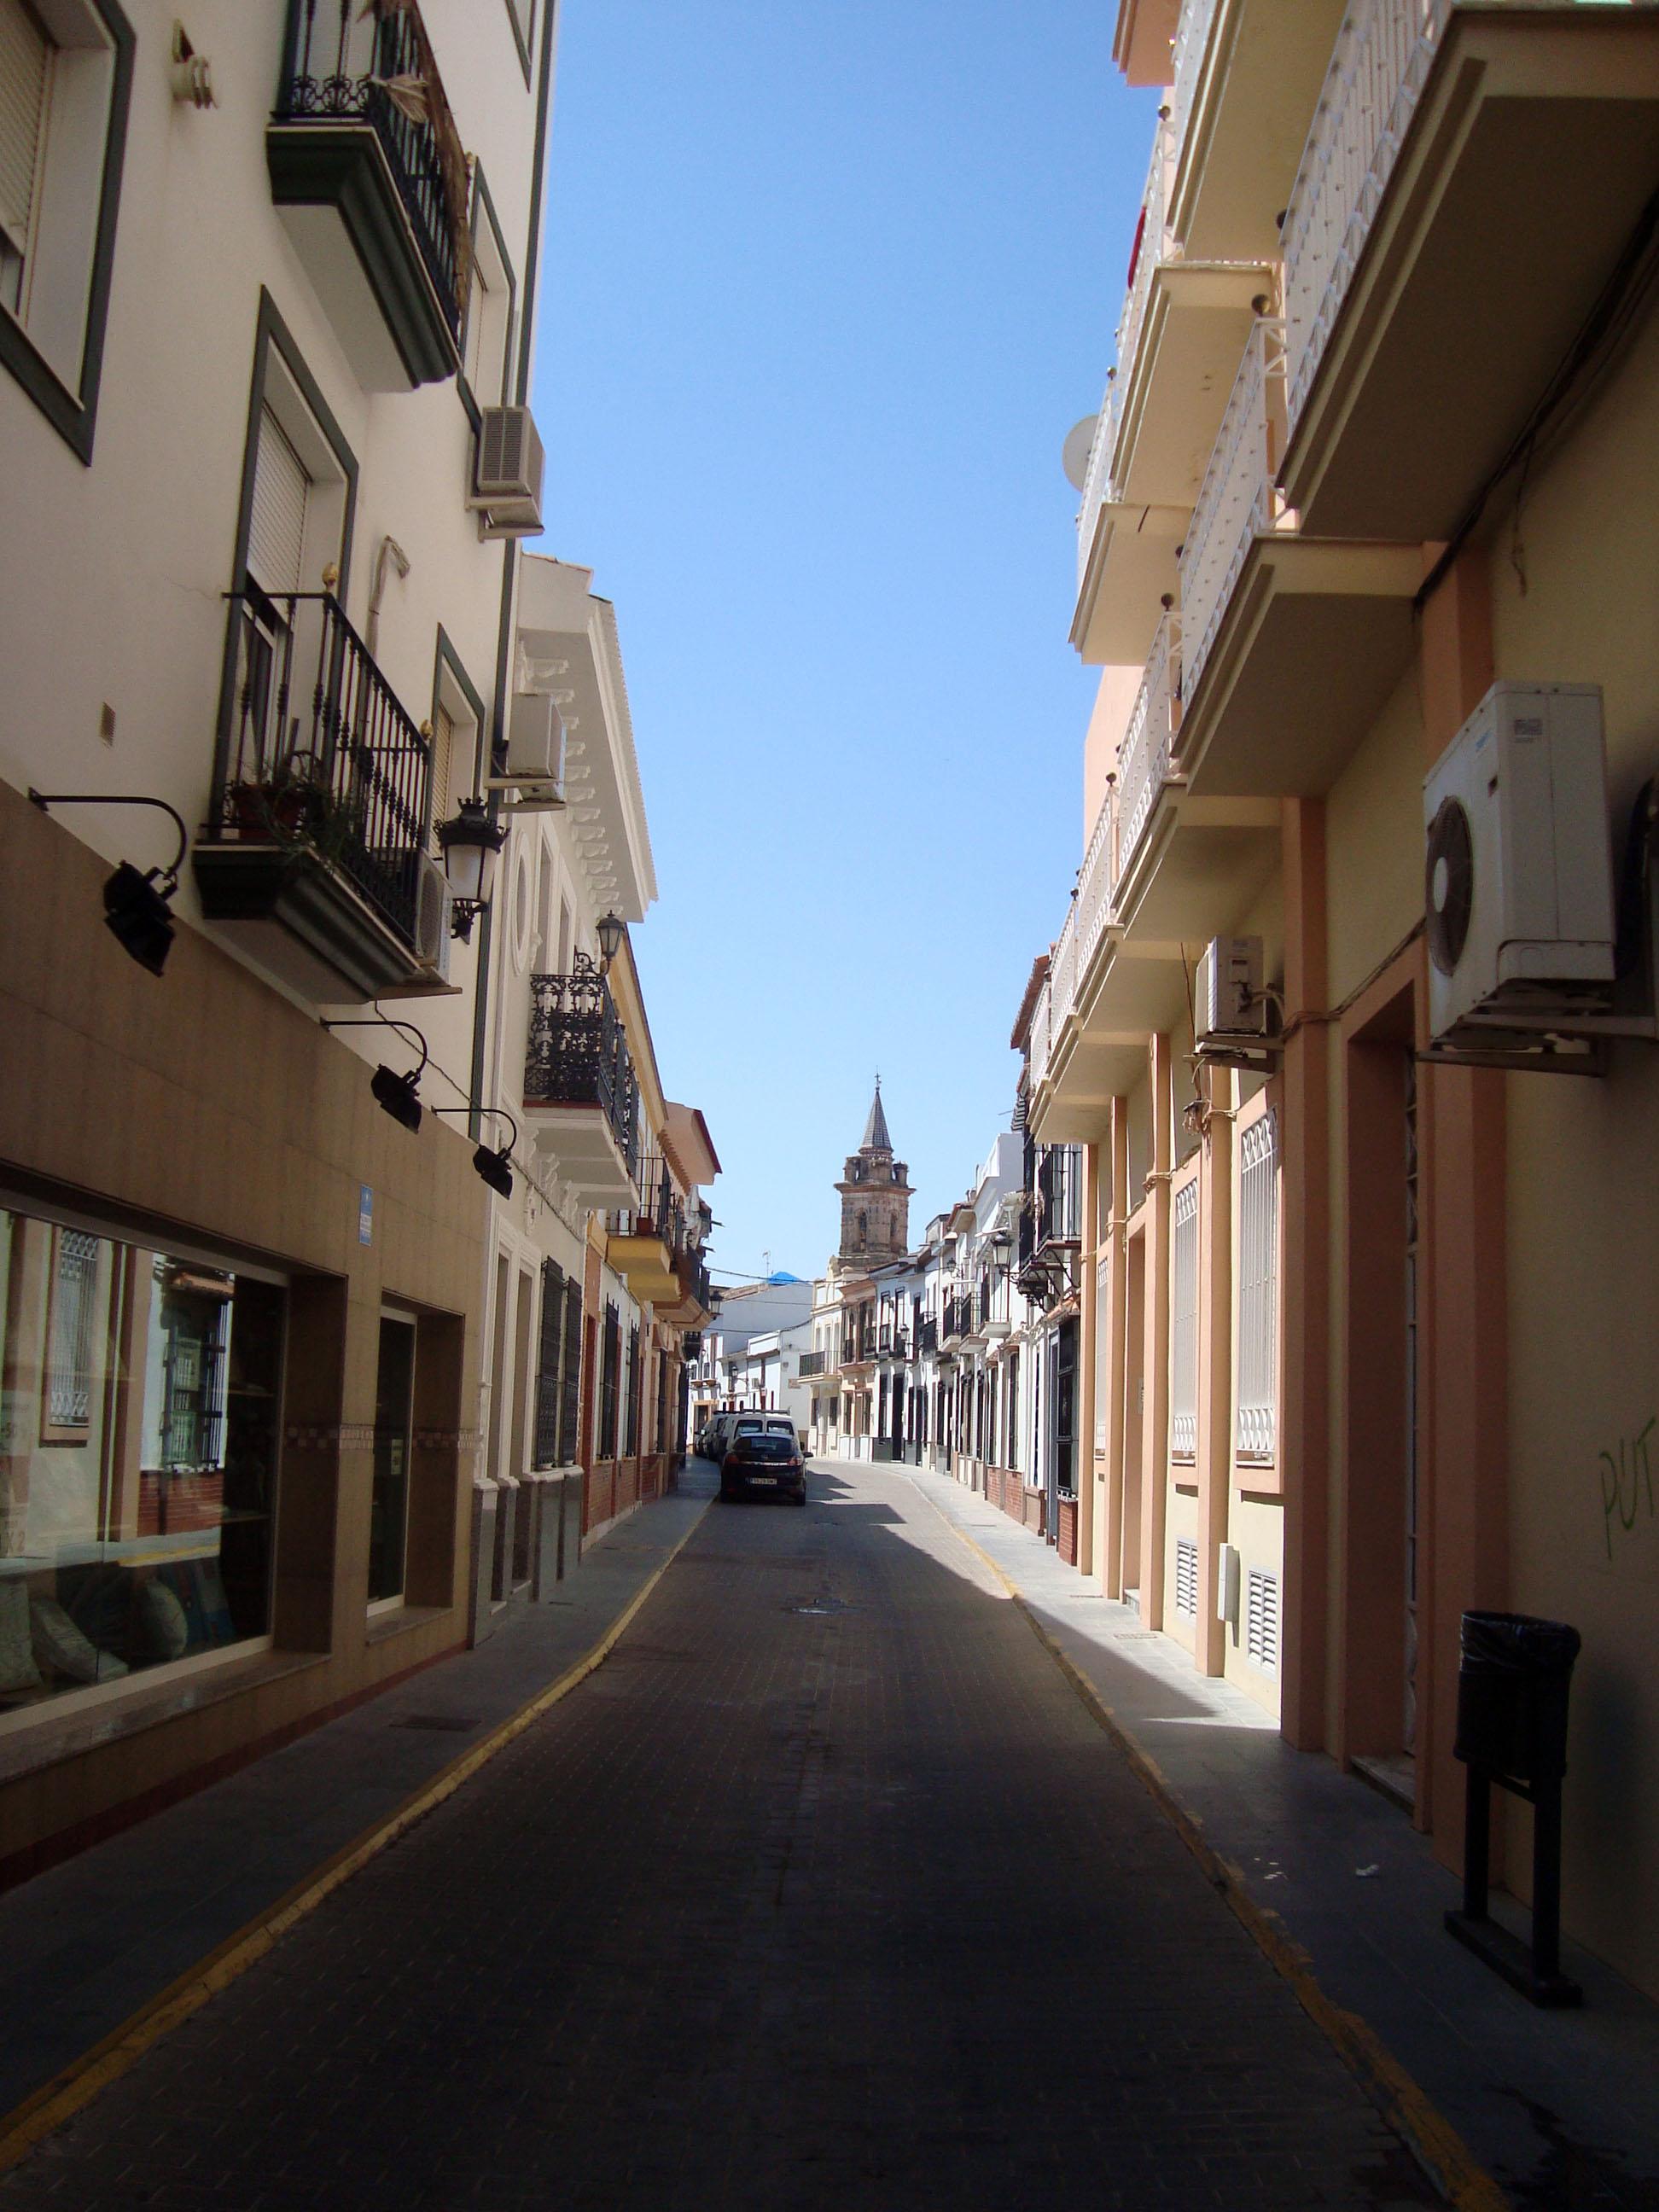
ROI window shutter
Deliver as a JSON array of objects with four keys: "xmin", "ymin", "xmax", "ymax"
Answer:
[
  {"xmin": 1246, "ymin": 1567, "xmax": 1280, "ymax": 1674},
  {"xmin": 248, "ymin": 405, "xmax": 310, "ymax": 596},
  {"xmin": 0, "ymin": 0, "xmax": 49, "ymax": 249},
  {"xmin": 1174, "ymin": 1535, "xmax": 1198, "ymax": 1621},
  {"xmin": 429, "ymin": 699, "xmax": 455, "ymax": 839}
]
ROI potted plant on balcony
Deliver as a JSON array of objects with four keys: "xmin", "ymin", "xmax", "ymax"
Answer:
[{"xmin": 226, "ymin": 752, "xmax": 330, "ymax": 844}]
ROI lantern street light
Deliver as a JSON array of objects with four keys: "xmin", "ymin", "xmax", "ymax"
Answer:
[
  {"xmin": 437, "ymin": 797, "xmax": 507, "ymax": 940},
  {"xmin": 596, "ymin": 911, "xmax": 625, "ymax": 972}
]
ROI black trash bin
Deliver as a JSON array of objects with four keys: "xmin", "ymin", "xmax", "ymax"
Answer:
[
  {"xmin": 1454, "ymin": 1610, "xmax": 1580, "ymax": 1784},
  {"xmin": 1447, "ymin": 1608, "xmax": 1583, "ymax": 2007}
]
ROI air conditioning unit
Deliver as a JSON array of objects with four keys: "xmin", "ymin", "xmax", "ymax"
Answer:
[
  {"xmin": 1195, "ymin": 935, "xmax": 1266, "ymax": 1048},
  {"xmin": 415, "ymin": 854, "xmax": 453, "ymax": 979},
  {"xmin": 508, "ymin": 691, "xmax": 564, "ymax": 786},
  {"xmin": 469, "ymin": 405, "xmax": 544, "ymax": 537},
  {"xmin": 1424, "ymin": 683, "xmax": 1614, "ymax": 1043}
]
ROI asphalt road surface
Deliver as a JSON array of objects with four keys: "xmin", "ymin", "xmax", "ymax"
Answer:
[{"xmin": 1, "ymin": 1459, "xmax": 1441, "ymax": 2210}]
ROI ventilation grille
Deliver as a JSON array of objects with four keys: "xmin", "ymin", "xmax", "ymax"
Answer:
[
  {"xmin": 1246, "ymin": 1567, "xmax": 1279, "ymax": 1674},
  {"xmin": 1174, "ymin": 1536, "xmax": 1198, "ymax": 1621}
]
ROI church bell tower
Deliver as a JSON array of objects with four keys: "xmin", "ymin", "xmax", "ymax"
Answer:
[{"xmin": 835, "ymin": 1080, "xmax": 912, "ymax": 1266}]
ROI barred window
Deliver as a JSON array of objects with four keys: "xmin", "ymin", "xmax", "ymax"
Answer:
[
  {"xmin": 624, "ymin": 1324, "xmax": 640, "ymax": 1457},
  {"xmin": 1237, "ymin": 1112, "xmax": 1278, "ymax": 1460},
  {"xmin": 44, "ymin": 1228, "xmax": 100, "ymax": 1438},
  {"xmin": 599, "ymin": 1302, "xmax": 620, "ymax": 1460},
  {"xmin": 1170, "ymin": 1179, "xmax": 1198, "ymax": 1459},
  {"xmin": 533, "ymin": 1260, "xmax": 564, "ymax": 1469}
]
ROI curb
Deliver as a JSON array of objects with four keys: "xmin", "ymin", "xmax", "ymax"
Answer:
[
  {"xmin": 909, "ymin": 1476, "xmax": 1511, "ymax": 2212},
  {"xmin": 0, "ymin": 1498, "xmax": 711, "ymax": 2180}
]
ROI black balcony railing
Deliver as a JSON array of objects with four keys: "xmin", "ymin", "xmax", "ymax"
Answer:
[
  {"xmin": 212, "ymin": 590, "xmax": 432, "ymax": 947},
  {"xmin": 673, "ymin": 1253, "xmax": 712, "ymax": 1313},
  {"xmin": 917, "ymin": 1317, "xmax": 939, "ymax": 1355},
  {"xmin": 277, "ymin": 0, "xmax": 469, "ymax": 341},
  {"xmin": 799, "ymin": 1350, "xmax": 827, "ymax": 1378},
  {"xmin": 524, "ymin": 963, "xmax": 641, "ymax": 1177},
  {"xmin": 610, "ymin": 1150, "xmax": 687, "ymax": 1251}
]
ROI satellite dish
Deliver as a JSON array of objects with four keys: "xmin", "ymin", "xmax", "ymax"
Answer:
[{"xmin": 1062, "ymin": 415, "xmax": 1098, "ymax": 493}]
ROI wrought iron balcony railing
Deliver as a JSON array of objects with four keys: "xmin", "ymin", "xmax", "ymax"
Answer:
[
  {"xmin": 799, "ymin": 1350, "xmax": 828, "ymax": 1378},
  {"xmin": 276, "ymin": 0, "xmax": 469, "ymax": 342},
  {"xmin": 524, "ymin": 964, "xmax": 641, "ymax": 1177},
  {"xmin": 211, "ymin": 589, "xmax": 432, "ymax": 947}
]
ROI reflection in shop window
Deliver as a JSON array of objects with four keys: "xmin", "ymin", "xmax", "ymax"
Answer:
[{"xmin": 0, "ymin": 1206, "xmax": 283, "ymax": 1716}]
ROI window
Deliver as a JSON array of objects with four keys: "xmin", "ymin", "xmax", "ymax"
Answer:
[
  {"xmin": 1246, "ymin": 1566, "xmax": 1280, "ymax": 1674},
  {"xmin": 625, "ymin": 1324, "xmax": 640, "ymax": 1457},
  {"xmin": 1174, "ymin": 1535, "xmax": 1198, "ymax": 1621},
  {"xmin": 503, "ymin": 0, "xmax": 536, "ymax": 79},
  {"xmin": 0, "ymin": 0, "xmax": 133, "ymax": 461},
  {"xmin": 460, "ymin": 166, "xmax": 515, "ymax": 412},
  {"xmin": 248, "ymin": 404, "xmax": 310, "ymax": 597},
  {"xmin": 1170, "ymin": 1178, "xmax": 1198, "ymax": 1459},
  {"xmin": 428, "ymin": 633, "xmax": 484, "ymax": 847},
  {"xmin": 533, "ymin": 1260, "xmax": 565, "ymax": 1469},
  {"xmin": 598, "ymin": 1302, "xmax": 620, "ymax": 1459},
  {"xmin": 1, "ymin": 1203, "xmax": 282, "ymax": 1720},
  {"xmin": 1237, "ymin": 1111, "xmax": 1279, "ymax": 1460}
]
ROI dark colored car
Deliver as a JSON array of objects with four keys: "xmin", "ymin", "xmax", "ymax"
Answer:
[{"xmin": 720, "ymin": 1426, "xmax": 807, "ymax": 1506}]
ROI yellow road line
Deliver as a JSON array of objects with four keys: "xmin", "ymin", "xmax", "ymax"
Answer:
[
  {"xmin": 914, "ymin": 1481, "xmax": 1511, "ymax": 2212},
  {"xmin": 0, "ymin": 1500, "xmax": 710, "ymax": 2180}
]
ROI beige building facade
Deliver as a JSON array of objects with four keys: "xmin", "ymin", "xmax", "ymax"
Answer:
[{"xmin": 1027, "ymin": 0, "xmax": 1659, "ymax": 1997}]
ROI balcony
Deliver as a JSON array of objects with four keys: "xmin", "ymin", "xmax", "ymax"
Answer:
[
  {"xmin": 522, "ymin": 965, "xmax": 642, "ymax": 1207},
  {"xmin": 917, "ymin": 1317, "xmax": 940, "ymax": 1357},
  {"xmin": 1279, "ymin": 0, "xmax": 1659, "ymax": 539},
  {"xmin": 659, "ymin": 1253, "xmax": 714, "ymax": 1330},
  {"xmin": 1173, "ymin": 317, "xmax": 1423, "ymax": 800},
  {"xmin": 1115, "ymin": 608, "xmax": 1183, "ymax": 887},
  {"xmin": 1106, "ymin": 117, "xmax": 1276, "ymax": 513},
  {"xmin": 269, "ymin": 0, "xmax": 468, "ymax": 391},
  {"xmin": 1167, "ymin": 0, "xmax": 1348, "ymax": 265},
  {"xmin": 607, "ymin": 1155, "xmax": 684, "ymax": 1307},
  {"xmin": 194, "ymin": 591, "xmax": 445, "ymax": 1003},
  {"xmin": 799, "ymin": 1350, "xmax": 829, "ymax": 1379}
]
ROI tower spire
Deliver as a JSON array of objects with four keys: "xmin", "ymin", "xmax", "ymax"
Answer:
[{"xmin": 861, "ymin": 1077, "xmax": 891, "ymax": 1155}]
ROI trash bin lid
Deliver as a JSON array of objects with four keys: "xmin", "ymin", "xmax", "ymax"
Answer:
[{"xmin": 1460, "ymin": 1610, "xmax": 1580, "ymax": 1674}]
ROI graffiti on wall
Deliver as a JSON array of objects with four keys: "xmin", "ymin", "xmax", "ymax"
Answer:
[{"xmin": 1600, "ymin": 1417, "xmax": 1656, "ymax": 1560}]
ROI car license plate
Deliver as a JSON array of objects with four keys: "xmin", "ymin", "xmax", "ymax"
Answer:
[{"xmin": 748, "ymin": 1474, "xmax": 777, "ymax": 1487}]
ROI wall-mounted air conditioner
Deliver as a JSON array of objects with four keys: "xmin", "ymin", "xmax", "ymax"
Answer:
[
  {"xmin": 469, "ymin": 405, "xmax": 544, "ymax": 538},
  {"xmin": 1424, "ymin": 683, "xmax": 1615, "ymax": 1045},
  {"xmin": 486, "ymin": 693, "xmax": 566, "ymax": 810},
  {"xmin": 1195, "ymin": 935, "xmax": 1268, "ymax": 1051},
  {"xmin": 415, "ymin": 854, "xmax": 453, "ymax": 977}
]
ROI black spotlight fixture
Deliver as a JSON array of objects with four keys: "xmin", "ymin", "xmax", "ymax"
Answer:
[
  {"xmin": 370, "ymin": 1062, "xmax": 423, "ymax": 1132},
  {"xmin": 29, "ymin": 790, "xmax": 188, "ymax": 978},
  {"xmin": 322, "ymin": 1010, "xmax": 430, "ymax": 1134},
  {"xmin": 434, "ymin": 1105, "xmax": 519, "ymax": 1198}
]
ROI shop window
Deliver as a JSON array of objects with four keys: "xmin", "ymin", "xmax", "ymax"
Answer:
[{"xmin": 0, "ymin": 1203, "xmax": 282, "ymax": 1719}]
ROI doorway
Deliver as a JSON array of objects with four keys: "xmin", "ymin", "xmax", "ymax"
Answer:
[{"xmin": 369, "ymin": 1313, "xmax": 416, "ymax": 1607}]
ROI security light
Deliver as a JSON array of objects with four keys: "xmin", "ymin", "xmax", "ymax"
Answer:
[
  {"xmin": 28, "ymin": 789, "xmax": 189, "ymax": 978},
  {"xmin": 371, "ymin": 1063, "xmax": 423, "ymax": 1132},
  {"xmin": 473, "ymin": 1143, "xmax": 514, "ymax": 1198}
]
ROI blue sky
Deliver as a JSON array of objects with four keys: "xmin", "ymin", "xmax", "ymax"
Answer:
[{"xmin": 534, "ymin": 2, "xmax": 1157, "ymax": 1284}]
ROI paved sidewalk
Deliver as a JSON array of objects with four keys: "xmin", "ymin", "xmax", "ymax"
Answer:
[
  {"xmin": 905, "ymin": 1462, "xmax": 1659, "ymax": 2212},
  {"xmin": 0, "ymin": 1479, "xmax": 709, "ymax": 2128}
]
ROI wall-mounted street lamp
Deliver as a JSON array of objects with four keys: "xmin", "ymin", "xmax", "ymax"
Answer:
[
  {"xmin": 433, "ymin": 1104, "xmax": 519, "ymax": 1198},
  {"xmin": 322, "ymin": 1010, "xmax": 428, "ymax": 1132},
  {"xmin": 437, "ymin": 797, "xmax": 506, "ymax": 941},
  {"xmin": 27, "ymin": 789, "xmax": 189, "ymax": 977},
  {"xmin": 596, "ymin": 911, "xmax": 625, "ymax": 972}
]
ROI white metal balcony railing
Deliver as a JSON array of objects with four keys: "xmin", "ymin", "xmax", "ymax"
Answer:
[
  {"xmin": 1029, "ymin": 977, "xmax": 1053, "ymax": 1091},
  {"xmin": 1282, "ymin": 0, "xmax": 1452, "ymax": 432},
  {"xmin": 1170, "ymin": 0, "xmax": 1223, "ymax": 182},
  {"xmin": 1051, "ymin": 902, "xmax": 1080, "ymax": 1036},
  {"xmin": 1178, "ymin": 317, "xmax": 1289, "ymax": 708},
  {"xmin": 1115, "ymin": 607, "xmax": 1182, "ymax": 880},
  {"xmin": 1075, "ymin": 119, "xmax": 1174, "ymax": 590},
  {"xmin": 1075, "ymin": 778, "xmax": 1118, "ymax": 981}
]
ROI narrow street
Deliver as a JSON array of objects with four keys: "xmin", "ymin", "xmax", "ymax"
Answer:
[{"xmin": 2, "ymin": 1462, "xmax": 1436, "ymax": 2212}]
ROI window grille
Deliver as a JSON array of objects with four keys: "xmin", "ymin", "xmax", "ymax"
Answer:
[
  {"xmin": 625, "ymin": 1324, "xmax": 640, "ymax": 1456},
  {"xmin": 1246, "ymin": 1566, "xmax": 1280, "ymax": 1674},
  {"xmin": 533, "ymin": 1260, "xmax": 563, "ymax": 1467},
  {"xmin": 599, "ymin": 1302, "xmax": 620, "ymax": 1459},
  {"xmin": 1174, "ymin": 1535, "xmax": 1198, "ymax": 1620},
  {"xmin": 1170, "ymin": 1179, "xmax": 1198, "ymax": 1458},
  {"xmin": 560, "ymin": 1284, "xmax": 583, "ymax": 1462},
  {"xmin": 1237, "ymin": 1111, "xmax": 1278, "ymax": 1460},
  {"xmin": 45, "ymin": 1229, "xmax": 99, "ymax": 1432}
]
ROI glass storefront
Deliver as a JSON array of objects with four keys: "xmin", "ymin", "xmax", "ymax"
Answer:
[{"xmin": 0, "ymin": 1203, "xmax": 282, "ymax": 1717}]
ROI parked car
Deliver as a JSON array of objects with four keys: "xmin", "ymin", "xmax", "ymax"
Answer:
[
  {"xmin": 698, "ymin": 1411, "xmax": 740, "ymax": 1462},
  {"xmin": 720, "ymin": 1416, "xmax": 807, "ymax": 1506}
]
